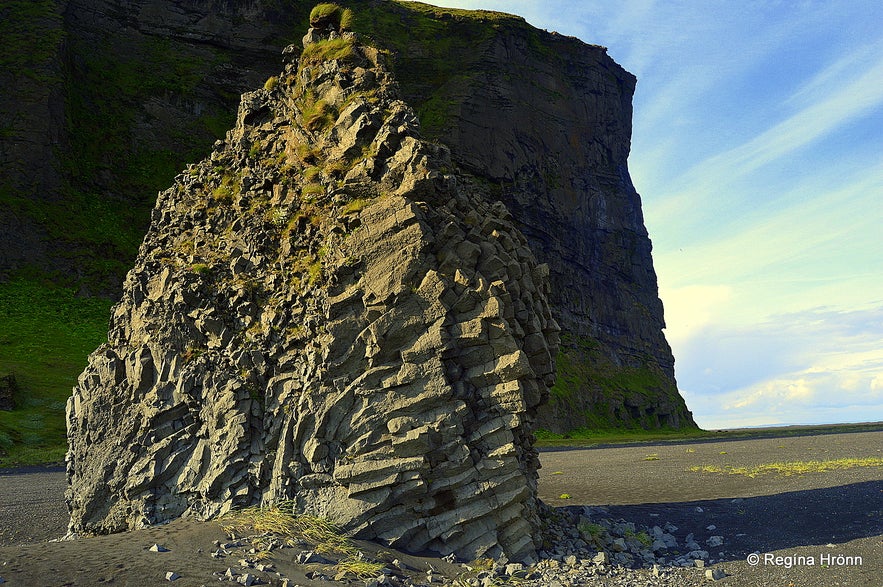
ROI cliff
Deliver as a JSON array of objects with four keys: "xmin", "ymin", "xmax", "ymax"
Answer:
[{"xmin": 0, "ymin": 0, "xmax": 694, "ymax": 437}]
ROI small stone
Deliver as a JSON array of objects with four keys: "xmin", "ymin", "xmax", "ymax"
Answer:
[
  {"xmin": 706, "ymin": 536, "xmax": 724, "ymax": 548},
  {"xmin": 238, "ymin": 573, "xmax": 257, "ymax": 586},
  {"xmin": 694, "ymin": 559, "xmax": 705, "ymax": 568},
  {"xmin": 563, "ymin": 555, "xmax": 577, "ymax": 566},
  {"xmin": 224, "ymin": 567, "xmax": 240, "ymax": 578},
  {"xmin": 149, "ymin": 543, "xmax": 170, "ymax": 552},
  {"xmin": 706, "ymin": 525, "xmax": 716, "ymax": 531},
  {"xmin": 592, "ymin": 551, "xmax": 608, "ymax": 565},
  {"xmin": 296, "ymin": 551, "xmax": 332, "ymax": 565},
  {"xmin": 165, "ymin": 572, "xmax": 180, "ymax": 581},
  {"xmin": 706, "ymin": 568, "xmax": 726, "ymax": 581},
  {"xmin": 505, "ymin": 563, "xmax": 523, "ymax": 576}
]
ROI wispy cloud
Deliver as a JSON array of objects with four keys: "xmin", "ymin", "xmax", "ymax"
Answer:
[
  {"xmin": 654, "ymin": 160, "xmax": 883, "ymax": 307},
  {"xmin": 701, "ymin": 56, "xmax": 883, "ymax": 180}
]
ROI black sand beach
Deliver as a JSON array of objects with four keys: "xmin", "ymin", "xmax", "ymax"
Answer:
[{"xmin": 1, "ymin": 429, "xmax": 880, "ymax": 586}]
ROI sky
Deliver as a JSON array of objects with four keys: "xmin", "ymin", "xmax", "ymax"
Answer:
[{"xmin": 413, "ymin": 0, "xmax": 883, "ymax": 429}]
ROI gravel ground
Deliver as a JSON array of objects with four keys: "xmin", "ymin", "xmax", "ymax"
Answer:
[
  {"xmin": 0, "ymin": 464, "xmax": 67, "ymax": 546},
  {"xmin": 0, "ymin": 429, "xmax": 880, "ymax": 586}
]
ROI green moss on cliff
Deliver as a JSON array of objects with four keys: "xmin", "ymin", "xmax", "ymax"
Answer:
[
  {"xmin": 349, "ymin": 1, "xmax": 538, "ymax": 138},
  {"xmin": 49, "ymin": 32, "xmax": 234, "ymax": 291},
  {"xmin": 547, "ymin": 334, "xmax": 687, "ymax": 432},
  {"xmin": 0, "ymin": 0, "xmax": 64, "ymax": 81}
]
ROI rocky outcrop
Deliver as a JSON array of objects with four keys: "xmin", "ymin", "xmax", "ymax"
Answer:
[
  {"xmin": 66, "ymin": 30, "xmax": 558, "ymax": 562},
  {"xmin": 408, "ymin": 23, "xmax": 694, "ymax": 432},
  {"xmin": 3, "ymin": 0, "xmax": 694, "ymax": 438}
]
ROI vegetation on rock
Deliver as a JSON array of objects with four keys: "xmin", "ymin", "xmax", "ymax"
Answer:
[
  {"xmin": 66, "ymin": 29, "xmax": 559, "ymax": 562},
  {"xmin": 309, "ymin": 3, "xmax": 354, "ymax": 32},
  {"xmin": 0, "ymin": 0, "xmax": 696, "ymax": 467}
]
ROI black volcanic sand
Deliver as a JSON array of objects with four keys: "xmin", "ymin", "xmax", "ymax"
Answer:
[{"xmin": 0, "ymin": 429, "xmax": 880, "ymax": 586}]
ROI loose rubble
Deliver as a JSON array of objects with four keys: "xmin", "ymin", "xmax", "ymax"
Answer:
[{"xmin": 200, "ymin": 503, "xmax": 735, "ymax": 586}]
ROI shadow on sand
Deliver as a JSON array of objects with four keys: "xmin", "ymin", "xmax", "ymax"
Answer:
[{"xmin": 593, "ymin": 479, "xmax": 883, "ymax": 562}]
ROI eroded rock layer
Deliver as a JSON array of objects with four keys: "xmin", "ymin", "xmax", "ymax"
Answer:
[{"xmin": 66, "ymin": 32, "xmax": 558, "ymax": 562}]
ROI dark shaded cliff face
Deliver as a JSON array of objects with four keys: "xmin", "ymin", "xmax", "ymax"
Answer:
[{"xmin": 0, "ymin": 0, "xmax": 694, "ymax": 433}]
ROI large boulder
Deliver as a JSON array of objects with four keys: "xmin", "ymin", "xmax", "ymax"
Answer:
[{"xmin": 66, "ymin": 34, "xmax": 558, "ymax": 562}]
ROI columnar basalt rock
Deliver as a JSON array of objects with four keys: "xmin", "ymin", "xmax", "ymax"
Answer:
[
  {"xmin": 66, "ymin": 31, "xmax": 559, "ymax": 562},
  {"xmin": 3, "ymin": 1, "xmax": 695, "ymax": 437}
]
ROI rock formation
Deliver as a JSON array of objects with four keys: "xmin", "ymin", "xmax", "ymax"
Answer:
[
  {"xmin": 3, "ymin": 0, "xmax": 694, "ymax": 442},
  {"xmin": 66, "ymin": 26, "xmax": 559, "ymax": 562}
]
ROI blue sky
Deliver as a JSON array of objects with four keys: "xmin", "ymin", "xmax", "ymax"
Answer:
[{"xmin": 415, "ymin": 0, "xmax": 883, "ymax": 428}]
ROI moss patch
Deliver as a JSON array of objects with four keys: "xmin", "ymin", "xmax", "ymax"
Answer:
[
  {"xmin": 0, "ymin": 277, "xmax": 112, "ymax": 467},
  {"xmin": 546, "ymin": 334, "xmax": 688, "ymax": 433}
]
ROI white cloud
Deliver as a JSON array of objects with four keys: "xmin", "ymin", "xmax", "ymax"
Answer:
[
  {"xmin": 659, "ymin": 284, "xmax": 731, "ymax": 346},
  {"xmin": 675, "ymin": 306, "xmax": 883, "ymax": 428}
]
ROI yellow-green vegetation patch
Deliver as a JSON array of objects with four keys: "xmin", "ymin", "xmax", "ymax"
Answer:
[
  {"xmin": 220, "ymin": 502, "xmax": 358, "ymax": 557},
  {"xmin": 302, "ymin": 182, "xmax": 325, "ymax": 198},
  {"xmin": 333, "ymin": 558, "xmax": 385, "ymax": 579},
  {"xmin": 309, "ymin": 3, "xmax": 354, "ymax": 32},
  {"xmin": 301, "ymin": 37, "xmax": 357, "ymax": 64},
  {"xmin": 340, "ymin": 198, "xmax": 371, "ymax": 215},
  {"xmin": 689, "ymin": 457, "xmax": 883, "ymax": 478}
]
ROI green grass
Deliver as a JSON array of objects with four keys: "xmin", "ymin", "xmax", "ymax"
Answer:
[
  {"xmin": 536, "ymin": 426, "xmax": 711, "ymax": 447},
  {"xmin": 689, "ymin": 457, "xmax": 883, "ymax": 478},
  {"xmin": 301, "ymin": 37, "xmax": 357, "ymax": 64},
  {"xmin": 0, "ymin": 277, "xmax": 112, "ymax": 467}
]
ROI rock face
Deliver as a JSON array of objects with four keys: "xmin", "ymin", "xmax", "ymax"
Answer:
[
  {"xmin": 3, "ymin": 0, "xmax": 694, "ymax": 439},
  {"xmin": 424, "ymin": 30, "xmax": 695, "ymax": 432},
  {"xmin": 66, "ymin": 31, "xmax": 559, "ymax": 562}
]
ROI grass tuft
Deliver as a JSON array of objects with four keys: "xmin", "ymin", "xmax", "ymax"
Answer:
[
  {"xmin": 301, "ymin": 37, "xmax": 356, "ymax": 64},
  {"xmin": 220, "ymin": 503, "xmax": 359, "ymax": 557},
  {"xmin": 334, "ymin": 557, "xmax": 384, "ymax": 579}
]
